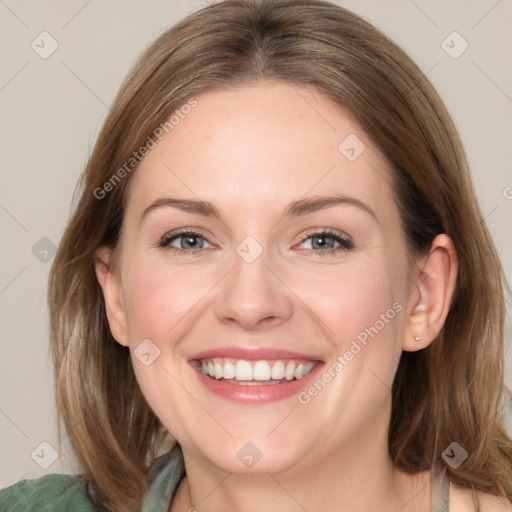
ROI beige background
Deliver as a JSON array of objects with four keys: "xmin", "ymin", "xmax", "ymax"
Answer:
[{"xmin": 1, "ymin": 0, "xmax": 511, "ymax": 487}]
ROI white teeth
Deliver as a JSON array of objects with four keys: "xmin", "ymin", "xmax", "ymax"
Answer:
[
  {"xmin": 253, "ymin": 361, "xmax": 272, "ymax": 380},
  {"xmin": 271, "ymin": 361, "xmax": 285, "ymax": 379},
  {"xmin": 199, "ymin": 358, "xmax": 317, "ymax": 382},
  {"xmin": 223, "ymin": 361, "xmax": 235, "ymax": 379},
  {"xmin": 214, "ymin": 361, "xmax": 223, "ymax": 380},
  {"xmin": 304, "ymin": 362, "xmax": 315, "ymax": 374},
  {"xmin": 235, "ymin": 360, "xmax": 253, "ymax": 380},
  {"xmin": 285, "ymin": 362, "xmax": 295, "ymax": 380}
]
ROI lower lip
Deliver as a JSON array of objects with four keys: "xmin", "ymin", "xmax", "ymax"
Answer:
[{"xmin": 191, "ymin": 363, "xmax": 323, "ymax": 403}]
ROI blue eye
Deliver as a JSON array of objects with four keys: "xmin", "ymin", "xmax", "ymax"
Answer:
[
  {"xmin": 297, "ymin": 230, "xmax": 353, "ymax": 255},
  {"xmin": 160, "ymin": 231, "xmax": 210, "ymax": 253},
  {"xmin": 159, "ymin": 229, "xmax": 353, "ymax": 256}
]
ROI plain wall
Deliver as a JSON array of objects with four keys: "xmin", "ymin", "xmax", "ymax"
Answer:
[{"xmin": 1, "ymin": 0, "xmax": 511, "ymax": 487}]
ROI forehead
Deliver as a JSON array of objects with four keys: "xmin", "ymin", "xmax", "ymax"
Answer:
[{"xmin": 127, "ymin": 80, "xmax": 396, "ymax": 225}]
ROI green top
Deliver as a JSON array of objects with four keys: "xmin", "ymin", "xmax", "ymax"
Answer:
[{"xmin": 0, "ymin": 445, "xmax": 185, "ymax": 512}]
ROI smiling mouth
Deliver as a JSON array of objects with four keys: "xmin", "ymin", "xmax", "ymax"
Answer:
[{"xmin": 193, "ymin": 357, "xmax": 318, "ymax": 385}]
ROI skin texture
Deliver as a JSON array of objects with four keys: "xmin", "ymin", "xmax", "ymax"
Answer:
[{"xmin": 96, "ymin": 81, "xmax": 462, "ymax": 511}]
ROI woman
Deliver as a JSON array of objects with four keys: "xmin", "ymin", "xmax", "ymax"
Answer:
[{"xmin": 1, "ymin": 0, "xmax": 511, "ymax": 511}]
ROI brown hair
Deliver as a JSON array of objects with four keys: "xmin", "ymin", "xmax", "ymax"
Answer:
[{"xmin": 48, "ymin": 0, "xmax": 512, "ymax": 510}]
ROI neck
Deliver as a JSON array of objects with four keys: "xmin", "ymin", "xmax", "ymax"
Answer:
[{"xmin": 173, "ymin": 406, "xmax": 431, "ymax": 512}]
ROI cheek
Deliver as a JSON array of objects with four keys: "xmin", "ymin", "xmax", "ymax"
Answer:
[
  {"xmin": 342, "ymin": 271, "xmax": 401, "ymax": 342},
  {"xmin": 294, "ymin": 258, "xmax": 407, "ymax": 424},
  {"xmin": 122, "ymin": 258, "xmax": 211, "ymax": 342},
  {"xmin": 298, "ymin": 256, "xmax": 407, "ymax": 411},
  {"xmin": 293, "ymin": 258, "xmax": 406, "ymax": 350},
  {"xmin": 120, "ymin": 258, "xmax": 216, "ymax": 440}
]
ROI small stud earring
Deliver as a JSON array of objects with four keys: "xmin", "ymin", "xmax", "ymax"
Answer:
[
  {"xmin": 413, "ymin": 304, "xmax": 426, "ymax": 312},
  {"xmin": 415, "ymin": 336, "xmax": 420, "ymax": 344}
]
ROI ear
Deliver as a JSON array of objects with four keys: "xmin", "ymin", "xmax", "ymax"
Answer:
[
  {"xmin": 403, "ymin": 234, "xmax": 458, "ymax": 352},
  {"xmin": 94, "ymin": 246, "xmax": 129, "ymax": 347}
]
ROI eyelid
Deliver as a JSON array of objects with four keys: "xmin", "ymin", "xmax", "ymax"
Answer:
[{"xmin": 296, "ymin": 227, "xmax": 351, "ymax": 243}]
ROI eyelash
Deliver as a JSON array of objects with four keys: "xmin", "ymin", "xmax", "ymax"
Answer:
[{"xmin": 159, "ymin": 228, "xmax": 353, "ymax": 256}]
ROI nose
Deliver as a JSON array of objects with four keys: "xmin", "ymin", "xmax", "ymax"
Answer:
[{"xmin": 214, "ymin": 246, "xmax": 294, "ymax": 331}]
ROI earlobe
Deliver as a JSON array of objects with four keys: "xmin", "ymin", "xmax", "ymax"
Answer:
[
  {"xmin": 403, "ymin": 234, "xmax": 458, "ymax": 352},
  {"xmin": 94, "ymin": 246, "xmax": 129, "ymax": 347}
]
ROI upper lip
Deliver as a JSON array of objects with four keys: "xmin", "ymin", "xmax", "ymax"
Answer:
[{"xmin": 189, "ymin": 346, "xmax": 323, "ymax": 362}]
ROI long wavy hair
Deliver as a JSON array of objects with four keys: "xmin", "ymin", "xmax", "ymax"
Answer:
[{"xmin": 48, "ymin": 1, "xmax": 512, "ymax": 510}]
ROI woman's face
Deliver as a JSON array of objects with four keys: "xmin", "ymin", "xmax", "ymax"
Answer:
[{"xmin": 104, "ymin": 81, "xmax": 417, "ymax": 475}]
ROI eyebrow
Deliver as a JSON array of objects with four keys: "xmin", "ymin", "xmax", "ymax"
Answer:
[{"xmin": 141, "ymin": 195, "xmax": 377, "ymax": 223}]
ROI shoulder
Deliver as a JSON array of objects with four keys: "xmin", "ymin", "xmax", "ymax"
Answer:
[
  {"xmin": 0, "ymin": 473, "xmax": 100, "ymax": 512},
  {"xmin": 450, "ymin": 481, "xmax": 512, "ymax": 512}
]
